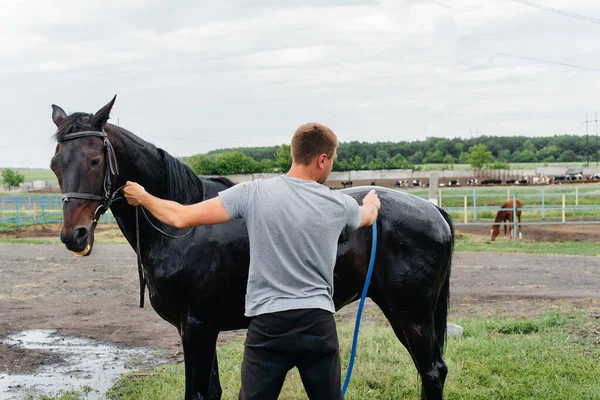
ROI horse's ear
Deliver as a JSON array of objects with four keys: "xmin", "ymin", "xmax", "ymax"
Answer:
[
  {"xmin": 91, "ymin": 95, "xmax": 117, "ymax": 130},
  {"xmin": 51, "ymin": 104, "xmax": 67, "ymax": 128}
]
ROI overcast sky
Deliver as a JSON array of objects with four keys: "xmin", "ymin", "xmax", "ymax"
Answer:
[{"xmin": 1, "ymin": 0, "xmax": 600, "ymax": 168}]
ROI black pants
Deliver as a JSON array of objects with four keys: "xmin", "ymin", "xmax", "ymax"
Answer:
[{"xmin": 239, "ymin": 308, "xmax": 342, "ymax": 400}]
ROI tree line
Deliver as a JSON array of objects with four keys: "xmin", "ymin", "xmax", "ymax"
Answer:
[{"xmin": 181, "ymin": 134, "xmax": 596, "ymax": 175}]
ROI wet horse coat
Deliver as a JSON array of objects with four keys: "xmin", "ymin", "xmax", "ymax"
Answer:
[{"xmin": 50, "ymin": 97, "xmax": 454, "ymax": 400}]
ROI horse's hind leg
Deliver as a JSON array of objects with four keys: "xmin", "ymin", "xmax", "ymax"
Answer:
[
  {"xmin": 372, "ymin": 296, "xmax": 446, "ymax": 400},
  {"xmin": 181, "ymin": 315, "xmax": 222, "ymax": 400}
]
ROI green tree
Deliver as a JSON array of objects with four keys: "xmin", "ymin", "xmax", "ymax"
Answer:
[
  {"xmin": 409, "ymin": 150, "xmax": 424, "ymax": 165},
  {"xmin": 351, "ymin": 156, "xmax": 364, "ymax": 170},
  {"xmin": 442, "ymin": 154, "xmax": 455, "ymax": 168},
  {"xmin": 468, "ymin": 144, "xmax": 492, "ymax": 169},
  {"xmin": 423, "ymin": 150, "xmax": 444, "ymax": 164},
  {"xmin": 497, "ymin": 149, "xmax": 512, "ymax": 162},
  {"xmin": 558, "ymin": 149, "xmax": 576, "ymax": 162},
  {"xmin": 1, "ymin": 168, "xmax": 25, "ymax": 187},
  {"xmin": 275, "ymin": 145, "xmax": 292, "ymax": 172},
  {"xmin": 387, "ymin": 154, "xmax": 412, "ymax": 169},
  {"xmin": 367, "ymin": 159, "xmax": 385, "ymax": 170},
  {"xmin": 213, "ymin": 151, "xmax": 260, "ymax": 174},
  {"xmin": 189, "ymin": 154, "xmax": 216, "ymax": 175},
  {"xmin": 536, "ymin": 145, "xmax": 559, "ymax": 162},
  {"xmin": 513, "ymin": 149, "xmax": 536, "ymax": 163},
  {"xmin": 258, "ymin": 158, "xmax": 274, "ymax": 173}
]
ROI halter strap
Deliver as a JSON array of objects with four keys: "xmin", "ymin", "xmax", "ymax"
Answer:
[
  {"xmin": 62, "ymin": 193, "xmax": 104, "ymax": 202},
  {"xmin": 57, "ymin": 128, "xmax": 120, "ymax": 222},
  {"xmin": 58, "ymin": 131, "xmax": 107, "ymax": 141}
]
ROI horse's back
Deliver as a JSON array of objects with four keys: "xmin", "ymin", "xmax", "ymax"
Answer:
[{"xmin": 341, "ymin": 186, "xmax": 452, "ymax": 242}]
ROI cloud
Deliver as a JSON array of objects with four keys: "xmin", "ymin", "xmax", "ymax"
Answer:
[{"xmin": 1, "ymin": 0, "xmax": 599, "ymax": 167}]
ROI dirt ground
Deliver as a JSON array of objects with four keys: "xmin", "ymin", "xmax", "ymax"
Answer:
[
  {"xmin": 457, "ymin": 223, "xmax": 600, "ymax": 242},
  {"xmin": 1, "ymin": 227, "xmax": 599, "ymax": 375}
]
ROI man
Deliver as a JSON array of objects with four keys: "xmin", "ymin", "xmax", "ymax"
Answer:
[{"xmin": 124, "ymin": 122, "xmax": 380, "ymax": 399}]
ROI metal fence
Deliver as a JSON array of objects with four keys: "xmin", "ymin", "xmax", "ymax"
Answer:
[
  {"xmin": 0, "ymin": 195, "xmax": 115, "ymax": 227},
  {"xmin": 431, "ymin": 185, "xmax": 600, "ymax": 241}
]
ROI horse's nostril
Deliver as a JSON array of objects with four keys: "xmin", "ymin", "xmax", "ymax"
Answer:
[{"xmin": 73, "ymin": 227, "xmax": 88, "ymax": 243}]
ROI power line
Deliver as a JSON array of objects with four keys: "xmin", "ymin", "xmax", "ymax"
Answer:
[
  {"xmin": 462, "ymin": 45, "xmax": 600, "ymax": 72},
  {"xmin": 510, "ymin": 0, "xmax": 600, "ymax": 25},
  {"xmin": 429, "ymin": 0, "xmax": 452, "ymax": 9}
]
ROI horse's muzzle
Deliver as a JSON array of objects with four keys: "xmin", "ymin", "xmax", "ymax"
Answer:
[{"xmin": 60, "ymin": 226, "xmax": 93, "ymax": 256}]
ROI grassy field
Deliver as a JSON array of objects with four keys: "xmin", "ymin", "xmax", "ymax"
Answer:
[
  {"xmin": 29, "ymin": 308, "xmax": 600, "ymax": 400},
  {"xmin": 454, "ymin": 232, "xmax": 600, "ymax": 256},
  {"xmin": 0, "ymin": 168, "xmax": 59, "ymax": 183}
]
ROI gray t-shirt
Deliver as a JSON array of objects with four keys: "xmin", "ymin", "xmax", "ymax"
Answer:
[{"xmin": 219, "ymin": 175, "xmax": 362, "ymax": 317}]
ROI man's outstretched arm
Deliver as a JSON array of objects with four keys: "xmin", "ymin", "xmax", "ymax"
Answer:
[{"xmin": 123, "ymin": 181, "xmax": 232, "ymax": 228}]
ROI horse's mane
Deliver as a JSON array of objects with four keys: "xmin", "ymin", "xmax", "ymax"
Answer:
[
  {"xmin": 53, "ymin": 113, "xmax": 94, "ymax": 141},
  {"xmin": 54, "ymin": 114, "xmax": 234, "ymax": 204},
  {"xmin": 206, "ymin": 177, "xmax": 235, "ymax": 188},
  {"xmin": 158, "ymin": 149, "xmax": 207, "ymax": 204}
]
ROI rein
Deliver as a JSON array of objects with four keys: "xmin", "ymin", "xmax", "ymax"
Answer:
[
  {"xmin": 58, "ymin": 128, "xmax": 197, "ymax": 308},
  {"xmin": 134, "ymin": 206, "xmax": 194, "ymax": 308}
]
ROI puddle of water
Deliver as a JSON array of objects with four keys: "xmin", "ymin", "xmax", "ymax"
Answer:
[{"xmin": 0, "ymin": 329, "xmax": 161, "ymax": 400}]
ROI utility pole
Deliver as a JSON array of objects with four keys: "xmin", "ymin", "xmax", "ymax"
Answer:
[
  {"xmin": 594, "ymin": 113, "xmax": 598, "ymax": 166},
  {"xmin": 583, "ymin": 114, "xmax": 590, "ymax": 165},
  {"xmin": 583, "ymin": 113, "xmax": 599, "ymax": 166}
]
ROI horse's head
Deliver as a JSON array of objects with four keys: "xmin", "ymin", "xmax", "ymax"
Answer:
[
  {"xmin": 50, "ymin": 96, "xmax": 118, "ymax": 256},
  {"xmin": 490, "ymin": 224, "xmax": 500, "ymax": 241}
]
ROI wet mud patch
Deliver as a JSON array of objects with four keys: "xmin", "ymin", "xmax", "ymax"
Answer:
[
  {"xmin": 0, "ymin": 329, "xmax": 164, "ymax": 400},
  {"xmin": 0, "ymin": 344, "xmax": 64, "ymax": 374}
]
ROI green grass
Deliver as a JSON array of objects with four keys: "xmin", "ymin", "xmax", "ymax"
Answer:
[
  {"xmin": 30, "ymin": 309, "xmax": 599, "ymax": 400},
  {"xmin": 13, "ymin": 169, "xmax": 58, "ymax": 183},
  {"xmin": 455, "ymin": 232, "xmax": 600, "ymax": 256}
]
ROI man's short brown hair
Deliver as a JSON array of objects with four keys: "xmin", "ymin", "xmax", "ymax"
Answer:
[{"xmin": 291, "ymin": 123, "xmax": 338, "ymax": 165}]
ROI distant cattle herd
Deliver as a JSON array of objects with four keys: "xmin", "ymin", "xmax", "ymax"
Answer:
[{"xmin": 336, "ymin": 173, "xmax": 600, "ymax": 189}]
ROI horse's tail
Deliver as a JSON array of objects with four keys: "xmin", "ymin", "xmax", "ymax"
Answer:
[{"xmin": 435, "ymin": 206, "xmax": 454, "ymax": 353}]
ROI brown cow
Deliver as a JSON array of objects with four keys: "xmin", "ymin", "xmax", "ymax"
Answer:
[{"xmin": 490, "ymin": 199, "xmax": 522, "ymax": 241}]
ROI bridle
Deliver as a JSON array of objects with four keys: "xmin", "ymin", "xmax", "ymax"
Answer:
[
  {"xmin": 56, "ymin": 128, "xmax": 193, "ymax": 309},
  {"xmin": 58, "ymin": 129, "xmax": 122, "ymax": 224}
]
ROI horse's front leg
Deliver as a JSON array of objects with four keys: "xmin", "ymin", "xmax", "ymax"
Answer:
[{"xmin": 181, "ymin": 314, "xmax": 222, "ymax": 400}]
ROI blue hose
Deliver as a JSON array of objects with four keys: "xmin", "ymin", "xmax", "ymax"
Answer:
[{"xmin": 341, "ymin": 221, "xmax": 377, "ymax": 396}]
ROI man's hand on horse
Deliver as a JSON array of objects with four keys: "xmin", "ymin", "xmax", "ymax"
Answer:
[
  {"xmin": 363, "ymin": 189, "xmax": 381, "ymax": 210},
  {"xmin": 123, "ymin": 181, "xmax": 147, "ymax": 207}
]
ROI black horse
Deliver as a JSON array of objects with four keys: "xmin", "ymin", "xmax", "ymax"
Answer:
[{"xmin": 50, "ymin": 97, "xmax": 454, "ymax": 400}]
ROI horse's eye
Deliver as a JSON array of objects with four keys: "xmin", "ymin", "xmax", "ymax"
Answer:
[{"xmin": 91, "ymin": 157, "xmax": 101, "ymax": 167}]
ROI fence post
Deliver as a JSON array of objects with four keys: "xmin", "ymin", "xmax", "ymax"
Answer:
[
  {"xmin": 464, "ymin": 196, "xmax": 468, "ymax": 224},
  {"xmin": 438, "ymin": 189, "xmax": 443, "ymax": 208},
  {"xmin": 576, "ymin": 187, "xmax": 579, "ymax": 206},
  {"xmin": 562, "ymin": 195, "xmax": 566, "ymax": 223},
  {"xmin": 33, "ymin": 202, "xmax": 37, "ymax": 221},
  {"xmin": 507, "ymin": 188, "xmax": 510, "ymax": 201},
  {"xmin": 512, "ymin": 194, "xmax": 518, "ymax": 240},
  {"xmin": 1, "ymin": 198, "xmax": 4, "ymax": 219},
  {"xmin": 541, "ymin": 187, "xmax": 545, "ymax": 220},
  {"xmin": 41, "ymin": 196, "xmax": 45, "ymax": 224},
  {"xmin": 472, "ymin": 189, "xmax": 477, "ymax": 221},
  {"xmin": 429, "ymin": 174, "xmax": 439, "ymax": 206},
  {"xmin": 15, "ymin": 196, "xmax": 19, "ymax": 228}
]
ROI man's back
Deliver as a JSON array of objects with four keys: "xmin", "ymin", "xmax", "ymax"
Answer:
[{"xmin": 220, "ymin": 175, "xmax": 361, "ymax": 317}]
